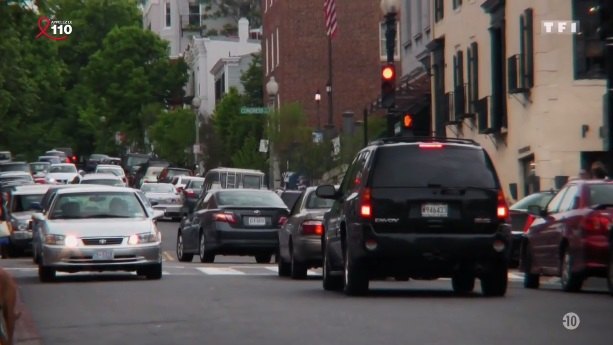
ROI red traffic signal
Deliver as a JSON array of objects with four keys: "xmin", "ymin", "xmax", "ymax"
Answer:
[
  {"xmin": 381, "ymin": 64, "xmax": 396, "ymax": 108},
  {"xmin": 382, "ymin": 65, "xmax": 395, "ymax": 80}
]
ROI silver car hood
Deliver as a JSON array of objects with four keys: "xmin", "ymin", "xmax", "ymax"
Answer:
[
  {"xmin": 47, "ymin": 218, "xmax": 154, "ymax": 237},
  {"xmin": 145, "ymin": 192, "xmax": 177, "ymax": 198},
  {"xmin": 12, "ymin": 212, "xmax": 35, "ymax": 221},
  {"xmin": 47, "ymin": 172, "xmax": 78, "ymax": 180}
]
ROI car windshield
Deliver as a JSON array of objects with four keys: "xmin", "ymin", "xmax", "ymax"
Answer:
[
  {"xmin": 11, "ymin": 194, "xmax": 44, "ymax": 212},
  {"xmin": 50, "ymin": 165, "xmax": 76, "ymax": 173},
  {"xmin": 305, "ymin": 191, "xmax": 335, "ymax": 209},
  {"xmin": 243, "ymin": 175, "xmax": 262, "ymax": 189},
  {"xmin": 97, "ymin": 168, "xmax": 123, "ymax": 176},
  {"xmin": 217, "ymin": 190, "xmax": 286, "ymax": 208},
  {"xmin": 81, "ymin": 179, "xmax": 123, "ymax": 186},
  {"xmin": 588, "ymin": 184, "xmax": 613, "ymax": 206},
  {"xmin": 49, "ymin": 192, "xmax": 146, "ymax": 219},
  {"xmin": 141, "ymin": 184, "xmax": 174, "ymax": 193},
  {"xmin": 372, "ymin": 146, "xmax": 499, "ymax": 189},
  {"xmin": 510, "ymin": 192, "xmax": 554, "ymax": 211}
]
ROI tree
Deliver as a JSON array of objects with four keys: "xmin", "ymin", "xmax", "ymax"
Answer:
[
  {"xmin": 240, "ymin": 53, "xmax": 263, "ymax": 107},
  {"xmin": 149, "ymin": 108, "xmax": 196, "ymax": 166}
]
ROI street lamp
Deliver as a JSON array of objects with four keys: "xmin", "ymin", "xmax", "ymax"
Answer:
[
  {"xmin": 192, "ymin": 96, "xmax": 201, "ymax": 171},
  {"xmin": 315, "ymin": 90, "xmax": 321, "ymax": 130},
  {"xmin": 381, "ymin": 0, "xmax": 400, "ymax": 136},
  {"xmin": 266, "ymin": 77, "xmax": 279, "ymax": 189}
]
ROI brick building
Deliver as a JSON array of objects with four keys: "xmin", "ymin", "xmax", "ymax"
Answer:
[{"xmin": 262, "ymin": 0, "xmax": 386, "ymax": 133}]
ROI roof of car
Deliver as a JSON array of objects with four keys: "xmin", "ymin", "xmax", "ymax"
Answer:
[
  {"xmin": 0, "ymin": 171, "xmax": 31, "ymax": 177},
  {"xmin": 81, "ymin": 173, "xmax": 122, "ymax": 180},
  {"xmin": 30, "ymin": 161, "xmax": 50, "ymax": 165},
  {"xmin": 96, "ymin": 165, "xmax": 123, "ymax": 169},
  {"xmin": 12, "ymin": 184, "xmax": 52, "ymax": 194},
  {"xmin": 368, "ymin": 137, "xmax": 481, "ymax": 149},
  {"xmin": 212, "ymin": 188, "xmax": 274, "ymax": 194},
  {"xmin": 55, "ymin": 185, "xmax": 135, "ymax": 195},
  {"xmin": 50, "ymin": 163, "xmax": 76, "ymax": 167},
  {"xmin": 567, "ymin": 179, "xmax": 613, "ymax": 185}
]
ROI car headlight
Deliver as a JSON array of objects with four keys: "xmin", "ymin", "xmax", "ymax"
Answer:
[
  {"xmin": 128, "ymin": 231, "xmax": 160, "ymax": 245},
  {"xmin": 44, "ymin": 234, "xmax": 79, "ymax": 247}
]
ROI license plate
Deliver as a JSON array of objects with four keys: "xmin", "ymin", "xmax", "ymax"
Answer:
[
  {"xmin": 247, "ymin": 217, "xmax": 266, "ymax": 226},
  {"xmin": 421, "ymin": 203, "xmax": 448, "ymax": 217},
  {"xmin": 93, "ymin": 250, "xmax": 113, "ymax": 261}
]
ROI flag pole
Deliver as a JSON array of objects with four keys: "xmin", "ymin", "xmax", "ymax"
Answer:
[{"xmin": 326, "ymin": 33, "xmax": 334, "ymax": 138}]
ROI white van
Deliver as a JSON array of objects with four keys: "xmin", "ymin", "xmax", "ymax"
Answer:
[
  {"xmin": 202, "ymin": 167, "xmax": 266, "ymax": 194},
  {"xmin": 0, "ymin": 151, "xmax": 12, "ymax": 164}
]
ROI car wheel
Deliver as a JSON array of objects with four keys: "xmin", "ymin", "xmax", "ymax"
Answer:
[
  {"xmin": 452, "ymin": 272, "xmax": 475, "ymax": 294},
  {"xmin": 139, "ymin": 264, "xmax": 162, "ymax": 280},
  {"xmin": 176, "ymin": 232, "xmax": 193, "ymax": 262},
  {"xmin": 290, "ymin": 246, "xmax": 307, "ymax": 280},
  {"xmin": 38, "ymin": 264, "xmax": 56, "ymax": 283},
  {"xmin": 255, "ymin": 254, "xmax": 272, "ymax": 264},
  {"xmin": 560, "ymin": 248, "xmax": 584, "ymax": 292},
  {"xmin": 522, "ymin": 243, "xmax": 540, "ymax": 289},
  {"xmin": 480, "ymin": 261, "xmax": 507, "ymax": 297},
  {"xmin": 343, "ymin": 245, "xmax": 369, "ymax": 296},
  {"xmin": 322, "ymin": 244, "xmax": 343, "ymax": 291},
  {"xmin": 199, "ymin": 232, "xmax": 215, "ymax": 263},
  {"xmin": 277, "ymin": 249, "xmax": 291, "ymax": 277}
]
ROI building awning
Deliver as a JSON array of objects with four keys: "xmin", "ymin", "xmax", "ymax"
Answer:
[{"xmin": 395, "ymin": 70, "xmax": 431, "ymax": 113}]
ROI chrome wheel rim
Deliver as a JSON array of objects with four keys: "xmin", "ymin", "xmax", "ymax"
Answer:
[
  {"xmin": 561, "ymin": 252, "xmax": 571, "ymax": 286},
  {"xmin": 177, "ymin": 235, "xmax": 183, "ymax": 258},
  {"xmin": 343, "ymin": 250, "xmax": 349, "ymax": 287},
  {"xmin": 199, "ymin": 234, "xmax": 205, "ymax": 259}
]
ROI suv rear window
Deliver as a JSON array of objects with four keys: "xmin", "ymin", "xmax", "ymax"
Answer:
[{"xmin": 372, "ymin": 145, "xmax": 499, "ymax": 189}]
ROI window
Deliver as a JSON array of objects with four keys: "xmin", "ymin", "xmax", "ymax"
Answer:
[
  {"xmin": 489, "ymin": 25, "xmax": 506, "ymax": 130},
  {"xmin": 406, "ymin": 0, "xmax": 412, "ymax": 41},
  {"xmin": 546, "ymin": 188, "xmax": 568, "ymax": 214},
  {"xmin": 424, "ymin": 0, "xmax": 430, "ymax": 29},
  {"xmin": 188, "ymin": 4, "xmax": 199, "ymax": 26},
  {"xmin": 270, "ymin": 33, "xmax": 275, "ymax": 70},
  {"xmin": 467, "ymin": 42, "xmax": 479, "ymax": 113},
  {"xmin": 265, "ymin": 38, "xmax": 269, "ymax": 75},
  {"xmin": 573, "ymin": 0, "xmax": 606, "ymax": 79},
  {"xmin": 453, "ymin": 0, "xmax": 462, "ymax": 10},
  {"xmin": 415, "ymin": 0, "xmax": 422, "ymax": 33},
  {"xmin": 453, "ymin": 50, "xmax": 464, "ymax": 116},
  {"xmin": 558, "ymin": 185, "xmax": 579, "ymax": 211},
  {"xmin": 276, "ymin": 27, "xmax": 279, "ymax": 67},
  {"xmin": 435, "ymin": 0, "xmax": 444, "ymax": 22},
  {"xmin": 588, "ymin": 184, "xmax": 613, "ymax": 206},
  {"xmin": 165, "ymin": 0, "xmax": 171, "ymax": 27},
  {"xmin": 380, "ymin": 21, "xmax": 400, "ymax": 60}
]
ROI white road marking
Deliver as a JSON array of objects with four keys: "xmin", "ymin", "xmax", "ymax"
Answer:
[{"xmin": 196, "ymin": 267, "xmax": 246, "ymax": 275}]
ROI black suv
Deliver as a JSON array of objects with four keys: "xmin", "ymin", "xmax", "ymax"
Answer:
[{"xmin": 316, "ymin": 137, "xmax": 512, "ymax": 296}]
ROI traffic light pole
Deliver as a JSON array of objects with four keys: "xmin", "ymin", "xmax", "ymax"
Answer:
[{"xmin": 384, "ymin": 11, "xmax": 398, "ymax": 137}]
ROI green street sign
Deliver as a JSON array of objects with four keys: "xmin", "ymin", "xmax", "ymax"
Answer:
[{"xmin": 240, "ymin": 107, "xmax": 270, "ymax": 114}]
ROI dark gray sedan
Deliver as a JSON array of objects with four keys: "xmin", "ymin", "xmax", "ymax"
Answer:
[
  {"xmin": 277, "ymin": 186, "xmax": 335, "ymax": 279},
  {"xmin": 176, "ymin": 189, "xmax": 289, "ymax": 264}
]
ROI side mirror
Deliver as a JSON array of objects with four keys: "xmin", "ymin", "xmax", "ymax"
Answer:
[
  {"xmin": 527, "ymin": 205, "xmax": 546, "ymax": 217},
  {"xmin": 152, "ymin": 209, "xmax": 165, "ymax": 219},
  {"xmin": 316, "ymin": 185, "xmax": 338, "ymax": 199},
  {"xmin": 29, "ymin": 202, "xmax": 43, "ymax": 212}
]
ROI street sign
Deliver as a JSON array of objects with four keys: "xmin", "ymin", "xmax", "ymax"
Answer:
[
  {"xmin": 259, "ymin": 139, "xmax": 269, "ymax": 153},
  {"xmin": 193, "ymin": 144, "xmax": 201, "ymax": 154},
  {"xmin": 332, "ymin": 136, "xmax": 341, "ymax": 156},
  {"xmin": 240, "ymin": 107, "xmax": 270, "ymax": 114}
]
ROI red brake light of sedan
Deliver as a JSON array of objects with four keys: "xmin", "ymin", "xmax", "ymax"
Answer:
[
  {"xmin": 359, "ymin": 188, "xmax": 372, "ymax": 219},
  {"xmin": 213, "ymin": 212, "xmax": 237, "ymax": 224},
  {"xmin": 301, "ymin": 220, "xmax": 323, "ymax": 235},
  {"xmin": 580, "ymin": 212, "xmax": 611, "ymax": 233},
  {"xmin": 184, "ymin": 189, "xmax": 196, "ymax": 198},
  {"xmin": 523, "ymin": 214, "xmax": 535, "ymax": 232},
  {"xmin": 278, "ymin": 216, "xmax": 288, "ymax": 226},
  {"xmin": 497, "ymin": 190, "xmax": 510, "ymax": 221}
]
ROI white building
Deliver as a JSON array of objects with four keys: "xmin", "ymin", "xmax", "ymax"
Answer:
[
  {"xmin": 184, "ymin": 18, "xmax": 261, "ymax": 118},
  {"xmin": 210, "ymin": 54, "xmax": 256, "ymax": 102}
]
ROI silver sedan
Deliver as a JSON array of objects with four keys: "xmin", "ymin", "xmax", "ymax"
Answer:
[
  {"xmin": 277, "ymin": 186, "xmax": 335, "ymax": 279},
  {"xmin": 32, "ymin": 186, "xmax": 163, "ymax": 282}
]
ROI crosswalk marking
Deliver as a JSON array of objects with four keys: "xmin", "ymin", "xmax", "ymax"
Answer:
[
  {"xmin": 196, "ymin": 267, "xmax": 246, "ymax": 275},
  {"xmin": 264, "ymin": 266, "xmax": 321, "ymax": 276}
]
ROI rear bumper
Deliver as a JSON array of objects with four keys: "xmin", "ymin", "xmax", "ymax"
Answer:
[
  {"xmin": 9, "ymin": 231, "xmax": 32, "ymax": 250},
  {"xmin": 209, "ymin": 229, "xmax": 278, "ymax": 255},
  {"xmin": 347, "ymin": 223, "xmax": 511, "ymax": 278},
  {"xmin": 153, "ymin": 204, "xmax": 182, "ymax": 217},
  {"xmin": 293, "ymin": 236, "xmax": 322, "ymax": 264},
  {"xmin": 41, "ymin": 244, "xmax": 162, "ymax": 272}
]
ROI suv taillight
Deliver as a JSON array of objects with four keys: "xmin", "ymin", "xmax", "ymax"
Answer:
[
  {"xmin": 523, "ymin": 214, "xmax": 535, "ymax": 232},
  {"xmin": 213, "ymin": 212, "xmax": 237, "ymax": 224},
  {"xmin": 360, "ymin": 188, "xmax": 372, "ymax": 219},
  {"xmin": 419, "ymin": 143, "xmax": 443, "ymax": 149},
  {"xmin": 301, "ymin": 220, "xmax": 323, "ymax": 235},
  {"xmin": 497, "ymin": 190, "xmax": 509, "ymax": 221},
  {"xmin": 580, "ymin": 212, "xmax": 611, "ymax": 233}
]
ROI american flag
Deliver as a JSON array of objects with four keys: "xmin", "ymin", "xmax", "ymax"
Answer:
[{"xmin": 324, "ymin": 0, "xmax": 338, "ymax": 38}]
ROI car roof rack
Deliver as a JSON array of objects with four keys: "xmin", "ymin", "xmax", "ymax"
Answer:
[{"xmin": 368, "ymin": 136, "xmax": 480, "ymax": 146}]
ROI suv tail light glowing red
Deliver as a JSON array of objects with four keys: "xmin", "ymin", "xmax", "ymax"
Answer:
[
  {"xmin": 301, "ymin": 220, "xmax": 323, "ymax": 235},
  {"xmin": 419, "ymin": 143, "xmax": 443, "ymax": 149},
  {"xmin": 360, "ymin": 188, "xmax": 372, "ymax": 219},
  {"xmin": 523, "ymin": 214, "xmax": 535, "ymax": 232},
  {"xmin": 580, "ymin": 212, "xmax": 611, "ymax": 233},
  {"xmin": 213, "ymin": 212, "xmax": 237, "ymax": 224},
  {"xmin": 497, "ymin": 190, "xmax": 509, "ymax": 221}
]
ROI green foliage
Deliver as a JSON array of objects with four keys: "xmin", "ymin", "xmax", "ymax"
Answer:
[
  {"xmin": 149, "ymin": 108, "xmax": 195, "ymax": 166},
  {"xmin": 231, "ymin": 136, "xmax": 267, "ymax": 172},
  {"xmin": 240, "ymin": 53, "xmax": 263, "ymax": 107}
]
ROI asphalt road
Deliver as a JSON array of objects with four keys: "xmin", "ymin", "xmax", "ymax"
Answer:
[{"xmin": 3, "ymin": 220, "xmax": 612, "ymax": 345}]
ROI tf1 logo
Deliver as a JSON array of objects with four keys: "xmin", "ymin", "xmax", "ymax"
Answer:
[
  {"xmin": 541, "ymin": 20, "xmax": 580, "ymax": 34},
  {"xmin": 35, "ymin": 16, "xmax": 73, "ymax": 41}
]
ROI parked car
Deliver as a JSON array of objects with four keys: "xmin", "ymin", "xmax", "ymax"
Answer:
[
  {"xmin": 158, "ymin": 167, "xmax": 193, "ymax": 183},
  {"xmin": 520, "ymin": 179, "xmax": 613, "ymax": 292},
  {"xmin": 32, "ymin": 186, "xmax": 163, "ymax": 281},
  {"xmin": 0, "ymin": 161, "xmax": 30, "ymax": 173},
  {"xmin": 179, "ymin": 177, "xmax": 205, "ymax": 215},
  {"xmin": 46, "ymin": 163, "xmax": 78, "ymax": 184},
  {"xmin": 275, "ymin": 190, "xmax": 303, "ymax": 210},
  {"xmin": 84, "ymin": 154, "xmax": 109, "ymax": 172},
  {"xmin": 316, "ymin": 137, "xmax": 511, "ymax": 296},
  {"xmin": 508, "ymin": 190, "xmax": 556, "ymax": 267},
  {"xmin": 4, "ymin": 184, "xmax": 51, "ymax": 256},
  {"xmin": 79, "ymin": 173, "xmax": 126, "ymax": 187},
  {"xmin": 277, "ymin": 186, "xmax": 335, "ymax": 279},
  {"xmin": 95, "ymin": 164, "xmax": 127, "ymax": 185},
  {"xmin": 0, "ymin": 151, "xmax": 12, "ymax": 163},
  {"xmin": 140, "ymin": 183, "xmax": 183, "ymax": 221},
  {"xmin": 176, "ymin": 189, "xmax": 289, "ymax": 264}
]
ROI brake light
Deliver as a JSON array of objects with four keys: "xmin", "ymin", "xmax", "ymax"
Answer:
[
  {"xmin": 65, "ymin": 158, "xmax": 71, "ymax": 163},
  {"xmin": 360, "ymin": 188, "xmax": 372, "ymax": 219},
  {"xmin": 301, "ymin": 220, "xmax": 323, "ymax": 235},
  {"xmin": 213, "ymin": 212, "xmax": 237, "ymax": 224},
  {"xmin": 580, "ymin": 213, "xmax": 611, "ymax": 233},
  {"xmin": 497, "ymin": 190, "xmax": 509, "ymax": 221},
  {"xmin": 278, "ymin": 216, "xmax": 288, "ymax": 226},
  {"xmin": 184, "ymin": 189, "xmax": 196, "ymax": 197},
  {"xmin": 72, "ymin": 155, "xmax": 77, "ymax": 162},
  {"xmin": 523, "ymin": 214, "xmax": 535, "ymax": 233},
  {"xmin": 419, "ymin": 143, "xmax": 443, "ymax": 149}
]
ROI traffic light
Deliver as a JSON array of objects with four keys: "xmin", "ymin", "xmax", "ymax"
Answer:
[
  {"xmin": 381, "ymin": 64, "xmax": 396, "ymax": 108},
  {"xmin": 402, "ymin": 114, "xmax": 413, "ymax": 128}
]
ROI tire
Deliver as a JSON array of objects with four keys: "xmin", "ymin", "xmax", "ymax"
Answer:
[
  {"xmin": 277, "ymin": 250, "xmax": 291, "ymax": 277},
  {"xmin": 560, "ymin": 248, "xmax": 584, "ymax": 292},
  {"xmin": 343, "ymin": 245, "xmax": 369, "ymax": 296},
  {"xmin": 322, "ymin": 244, "xmax": 343, "ymax": 291},
  {"xmin": 199, "ymin": 232, "xmax": 215, "ymax": 263},
  {"xmin": 452, "ymin": 272, "xmax": 475, "ymax": 294},
  {"xmin": 38, "ymin": 265, "xmax": 56, "ymax": 283},
  {"xmin": 290, "ymin": 247, "xmax": 307, "ymax": 280},
  {"xmin": 139, "ymin": 264, "xmax": 162, "ymax": 280},
  {"xmin": 480, "ymin": 261, "xmax": 507, "ymax": 297},
  {"xmin": 522, "ymin": 244, "xmax": 540, "ymax": 289},
  {"xmin": 255, "ymin": 254, "xmax": 272, "ymax": 264},
  {"xmin": 176, "ymin": 231, "xmax": 193, "ymax": 262}
]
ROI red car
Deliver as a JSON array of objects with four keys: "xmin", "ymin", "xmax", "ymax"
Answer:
[{"xmin": 520, "ymin": 179, "xmax": 613, "ymax": 293}]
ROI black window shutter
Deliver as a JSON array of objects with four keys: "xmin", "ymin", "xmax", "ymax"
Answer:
[
  {"xmin": 471, "ymin": 42, "xmax": 479, "ymax": 111},
  {"xmin": 458, "ymin": 51, "xmax": 464, "ymax": 85},
  {"xmin": 524, "ymin": 8, "xmax": 534, "ymax": 88}
]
